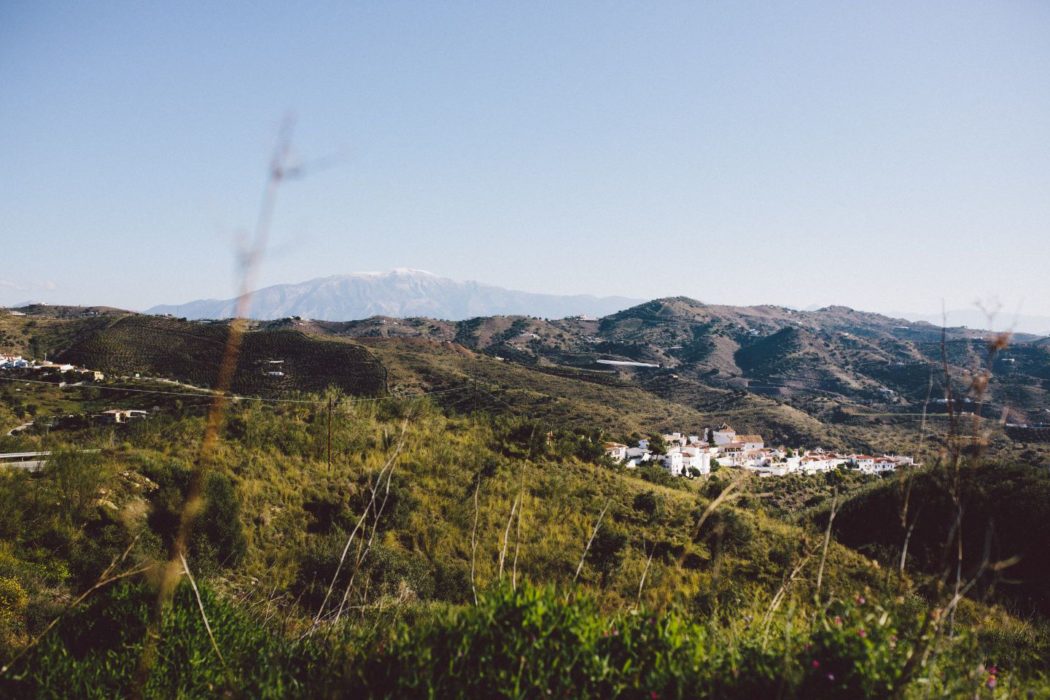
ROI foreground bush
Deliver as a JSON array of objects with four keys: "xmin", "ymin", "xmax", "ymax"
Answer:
[
  {"xmin": 350, "ymin": 585, "xmax": 1035, "ymax": 698},
  {"xmin": 2, "ymin": 581, "xmax": 1043, "ymax": 698}
]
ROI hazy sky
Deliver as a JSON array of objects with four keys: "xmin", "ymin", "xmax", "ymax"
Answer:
[{"xmin": 3, "ymin": 2, "xmax": 1049, "ymax": 324}]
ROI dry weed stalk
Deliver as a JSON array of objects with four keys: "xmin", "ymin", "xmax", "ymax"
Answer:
[
  {"xmin": 897, "ymin": 372, "xmax": 933, "ymax": 580},
  {"xmin": 470, "ymin": 477, "xmax": 481, "ymax": 605},
  {"xmin": 888, "ymin": 316, "xmax": 1016, "ymax": 697},
  {"xmin": 762, "ymin": 549, "xmax": 811, "ymax": 634},
  {"xmin": 573, "ymin": 498, "xmax": 612, "ymax": 586},
  {"xmin": 813, "ymin": 494, "xmax": 839, "ymax": 602},
  {"xmin": 134, "ymin": 118, "xmax": 299, "ymax": 695},
  {"xmin": 498, "ymin": 492, "xmax": 520, "ymax": 583},
  {"xmin": 898, "ymin": 505, "xmax": 923, "ymax": 578},
  {"xmin": 334, "ymin": 425, "xmax": 408, "ymax": 622},
  {"xmin": 636, "ymin": 540, "xmax": 657, "ymax": 602},
  {"xmin": 179, "ymin": 552, "xmax": 226, "ymax": 669},
  {"xmin": 511, "ymin": 467, "xmax": 526, "ymax": 591},
  {"xmin": 311, "ymin": 419, "xmax": 407, "ymax": 629},
  {"xmin": 678, "ymin": 473, "xmax": 747, "ymax": 570}
]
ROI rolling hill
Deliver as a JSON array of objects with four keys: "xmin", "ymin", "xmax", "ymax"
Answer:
[{"xmin": 4, "ymin": 298, "xmax": 1050, "ymax": 454}]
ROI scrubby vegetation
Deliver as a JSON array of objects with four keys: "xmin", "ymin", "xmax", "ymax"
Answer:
[
  {"xmin": 0, "ymin": 389, "xmax": 1046, "ymax": 696},
  {"xmin": 1, "ymin": 305, "xmax": 1049, "ymax": 696},
  {"xmin": 2, "ymin": 581, "xmax": 1025, "ymax": 698},
  {"xmin": 56, "ymin": 315, "xmax": 387, "ymax": 397}
]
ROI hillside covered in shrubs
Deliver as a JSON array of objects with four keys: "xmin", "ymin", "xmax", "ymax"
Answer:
[{"xmin": 0, "ymin": 391, "xmax": 1047, "ymax": 696}]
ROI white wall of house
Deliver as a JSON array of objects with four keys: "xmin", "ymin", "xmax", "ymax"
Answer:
[
  {"xmin": 626, "ymin": 447, "xmax": 652, "ymax": 462},
  {"xmin": 682, "ymin": 446, "xmax": 712, "ymax": 475},
  {"xmin": 712, "ymin": 428, "xmax": 736, "ymax": 446},
  {"xmin": 660, "ymin": 449, "xmax": 684, "ymax": 476}
]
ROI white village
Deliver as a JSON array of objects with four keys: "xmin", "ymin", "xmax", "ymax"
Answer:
[{"xmin": 604, "ymin": 423, "xmax": 915, "ymax": 478}]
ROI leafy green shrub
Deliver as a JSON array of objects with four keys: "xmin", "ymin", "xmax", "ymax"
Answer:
[
  {"xmin": 0, "ymin": 576, "xmax": 29, "ymax": 652},
  {"xmin": 346, "ymin": 584, "xmax": 782, "ymax": 698},
  {"xmin": 1, "ymin": 581, "xmax": 330, "ymax": 699},
  {"xmin": 635, "ymin": 466, "xmax": 678, "ymax": 489},
  {"xmin": 799, "ymin": 596, "xmax": 920, "ymax": 698},
  {"xmin": 143, "ymin": 465, "xmax": 246, "ymax": 573},
  {"xmin": 193, "ymin": 471, "xmax": 247, "ymax": 570},
  {"xmin": 580, "ymin": 524, "xmax": 625, "ymax": 589},
  {"xmin": 46, "ymin": 449, "xmax": 108, "ymax": 522},
  {"xmin": 631, "ymin": 491, "xmax": 665, "ymax": 524},
  {"xmin": 696, "ymin": 508, "xmax": 755, "ymax": 555}
]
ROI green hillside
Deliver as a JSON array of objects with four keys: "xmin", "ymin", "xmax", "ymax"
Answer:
[
  {"xmin": 2, "ymin": 394, "xmax": 1046, "ymax": 695},
  {"xmin": 1, "ymin": 304, "xmax": 1049, "ymax": 694},
  {"xmin": 47, "ymin": 315, "xmax": 387, "ymax": 398},
  {"xmin": 809, "ymin": 461, "xmax": 1050, "ymax": 618}
]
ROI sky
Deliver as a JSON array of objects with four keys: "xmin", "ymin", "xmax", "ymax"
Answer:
[{"xmin": 3, "ymin": 1, "xmax": 1049, "ymax": 329}]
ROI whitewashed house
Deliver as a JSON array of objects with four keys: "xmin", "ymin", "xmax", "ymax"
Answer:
[
  {"xmin": 626, "ymin": 446, "xmax": 652, "ymax": 462},
  {"xmin": 682, "ymin": 445, "xmax": 713, "ymax": 475},
  {"xmin": 603, "ymin": 442, "xmax": 628, "ymax": 462},
  {"xmin": 736, "ymin": 434, "xmax": 765, "ymax": 451},
  {"xmin": 660, "ymin": 448, "xmax": 685, "ymax": 476},
  {"xmin": 714, "ymin": 444, "xmax": 748, "ymax": 468},
  {"xmin": 749, "ymin": 461, "xmax": 792, "ymax": 477},
  {"xmin": 851, "ymin": 455, "xmax": 876, "ymax": 472},
  {"xmin": 871, "ymin": 457, "xmax": 897, "ymax": 474},
  {"xmin": 662, "ymin": 432, "xmax": 691, "ymax": 450},
  {"xmin": 800, "ymin": 453, "xmax": 847, "ymax": 473},
  {"xmin": 712, "ymin": 423, "xmax": 737, "ymax": 446}
]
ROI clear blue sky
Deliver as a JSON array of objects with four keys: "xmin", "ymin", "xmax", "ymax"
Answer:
[{"xmin": 3, "ymin": 1, "xmax": 1049, "ymax": 325}]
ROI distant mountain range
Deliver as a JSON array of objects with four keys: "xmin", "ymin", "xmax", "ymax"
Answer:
[
  {"xmin": 891, "ymin": 310, "xmax": 1050, "ymax": 337},
  {"xmin": 146, "ymin": 269, "xmax": 643, "ymax": 322}
]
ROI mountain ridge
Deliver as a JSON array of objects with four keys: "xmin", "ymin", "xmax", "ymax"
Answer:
[{"xmin": 146, "ymin": 269, "xmax": 644, "ymax": 322}]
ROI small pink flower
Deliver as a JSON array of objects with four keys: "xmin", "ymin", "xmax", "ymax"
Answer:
[
  {"xmin": 833, "ymin": 616, "xmax": 843, "ymax": 626},
  {"xmin": 811, "ymin": 659, "xmax": 820, "ymax": 669},
  {"xmin": 649, "ymin": 692, "xmax": 660, "ymax": 700},
  {"xmin": 987, "ymin": 676, "xmax": 997, "ymax": 689},
  {"xmin": 826, "ymin": 673, "xmax": 835, "ymax": 682},
  {"xmin": 857, "ymin": 629, "xmax": 867, "ymax": 638},
  {"xmin": 855, "ymin": 595, "xmax": 866, "ymax": 605},
  {"xmin": 988, "ymin": 665, "xmax": 998, "ymax": 675}
]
